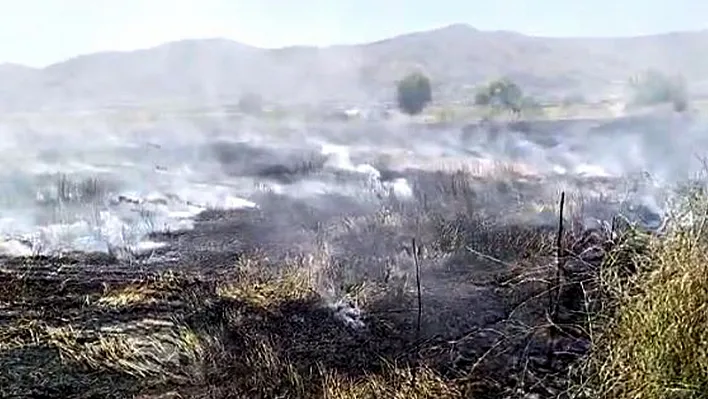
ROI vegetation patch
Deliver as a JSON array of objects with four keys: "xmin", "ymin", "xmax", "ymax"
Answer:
[{"xmin": 579, "ymin": 195, "xmax": 708, "ymax": 399}]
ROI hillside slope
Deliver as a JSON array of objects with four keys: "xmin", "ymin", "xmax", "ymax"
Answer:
[{"xmin": 1, "ymin": 24, "xmax": 708, "ymax": 110}]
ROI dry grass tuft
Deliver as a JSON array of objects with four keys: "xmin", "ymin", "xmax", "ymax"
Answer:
[
  {"xmin": 321, "ymin": 365, "xmax": 462, "ymax": 399},
  {"xmin": 97, "ymin": 282, "xmax": 171, "ymax": 308},
  {"xmin": 582, "ymin": 190, "xmax": 708, "ymax": 399},
  {"xmin": 45, "ymin": 323, "xmax": 210, "ymax": 383},
  {"xmin": 216, "ymin": 266, "xmax": 316, "ymax": 309},
  {"xmin": 0, "ymin": 319, "xmax": 44, "ymax": 351}
]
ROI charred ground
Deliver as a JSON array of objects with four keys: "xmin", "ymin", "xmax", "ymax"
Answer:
[
  {"xmin": 0, "ymin": 162, "xmax": 658, "ymax": 399},
  {"xmin": 1, "ymin": 114, "xmax": 706, "ymax": 398}
]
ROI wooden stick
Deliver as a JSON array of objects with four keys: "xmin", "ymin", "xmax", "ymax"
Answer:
[
  {"xmin": 552, "ymin": 191, "xmax": 566, "ymax": 320},
  {"xmin": 546, "ymin": 191, "xmax": 566, "ymax": 369},
  {"xmin": 411, "ymin": 237, "xmax": 423, "ymax": 385},
  {"xmin": 412, "ymin": 238, "xmax": 423, "ymax": 342}
]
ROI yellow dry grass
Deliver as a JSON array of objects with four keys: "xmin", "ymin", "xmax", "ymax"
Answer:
[
  {"xmin": 97, "ymin": 273, "xmax": 182, "ymax": 308},
  {"xmin": 321, "ymin": 365, "xmax": 462, "ymax": 399},
  {"xmin": 582, "ymin": 190, "xmax": 708, "ymax": 399},
  {"xmin": 216, "ymin": 265, "xmax": 316, "ymax": 309},
  {"xmin": 45, "ymin": 323, "xmax": 210, "ymax": 382}
]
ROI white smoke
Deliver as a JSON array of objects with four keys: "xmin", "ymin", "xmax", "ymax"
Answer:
[{"xmin": 0, "ymin": 112, "xmax": 703, "ymax": 258}]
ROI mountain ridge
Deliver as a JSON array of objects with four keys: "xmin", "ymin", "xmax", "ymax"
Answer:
[{"xmin": 2, "ymin": 24, "xmax": 708, "ymax": 111}]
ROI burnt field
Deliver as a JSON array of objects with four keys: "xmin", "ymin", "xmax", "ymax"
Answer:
[{"xmin": 0, "ymin": 115, "xmax": 705, "ymax": 398}]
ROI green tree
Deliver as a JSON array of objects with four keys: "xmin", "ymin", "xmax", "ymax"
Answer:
[
  {"xmin": 474, "ymin": 78, "xmax": 527, "ymax": 116},
  {"xmin": 396, "ymin": 72, "xmax": 432, "ymax": 115},
  {"xmin": 488, "ymin": 78, "xmax": 523, "ymax": 111},
  {"xmin": 473, "ymin": 90, "xmax": 491, "ymax": 106},
  {"xmin": 629, "ymin": 70, "xmax": 688, "ymax": 112},
  {"xmin": 673, "ymin": 95, "xmax": 688, "ymax": 112},
  {"xmin": 517, "ymin": 95, "xmax": 544, "ymax": 118}
]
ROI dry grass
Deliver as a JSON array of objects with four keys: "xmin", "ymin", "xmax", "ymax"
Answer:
[
  {"xmin": 45, "ymin": 323, "xmax": 210, "ymax": 383},
  {"xmin": 321, "ymin": 365, "xmax": 462, "ymax": 399},
  {"xmin": 216, "ymin": 263, "xmax": 316, "ymax": 309},
  {"xmin": 0, "ymin": 319, "xmax": 44, "ymax": 352},
  {"xmin": 97, "ymin": 274, "xmax": 182, "ymax": 308},
  {"xmin": 578, "ymin": 189, "xmax": 708, "ymax": 399}
]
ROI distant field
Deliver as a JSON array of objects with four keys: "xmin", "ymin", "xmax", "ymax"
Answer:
[{"xmin": 1, "ymin": 99, "xmax": 706, "ymax": 128}]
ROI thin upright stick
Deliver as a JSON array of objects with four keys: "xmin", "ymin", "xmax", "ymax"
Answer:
[
  {"xmin": 412, "ymin": 238, "xmax": 423, "ymax": 341},
  {"xmin": 411, "ymin": 237, "xmax": 423, "ymax": 385},
  {"xmin": 546, "ymin": 191, "xmax": 565, "ymax": 368},
  {"xmin": 552, "ymin": 191, "xmax": 566, "ymax": 320}
]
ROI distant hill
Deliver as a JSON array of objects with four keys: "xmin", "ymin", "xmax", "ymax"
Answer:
[{"xmin": 2, "ymin": 24, "xmax": 708, "ymax": 111}]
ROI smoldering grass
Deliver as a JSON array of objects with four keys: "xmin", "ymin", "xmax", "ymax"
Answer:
[
  {"xmin": 40, "ymin": 173, "xmax": 115, "ymax": 206},
  {"xmin": 5, "ymin": 163, "xmax": 702, "ymax": 399}
]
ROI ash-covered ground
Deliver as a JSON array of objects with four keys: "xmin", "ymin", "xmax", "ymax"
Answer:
[{"xmin": 0, "ymin": 113, "xmax": 703, "ymax": 398}]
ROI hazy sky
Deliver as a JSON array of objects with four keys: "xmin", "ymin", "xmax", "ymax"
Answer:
[{"xmin": 0, "ymin": 0, "xmax": 704, "ymax": 67}]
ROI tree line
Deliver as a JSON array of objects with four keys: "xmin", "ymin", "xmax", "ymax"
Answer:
[
  {"xmin": 395, "ymin": 68, "xmax": 691, "ymax": 117},
  {"xmin": 234, "ymin": 68, "xmax": 691, "ymax": 117},
  {"xmin": 396, "ymin": 73, "xmax": 541, "ymax": 117}
]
